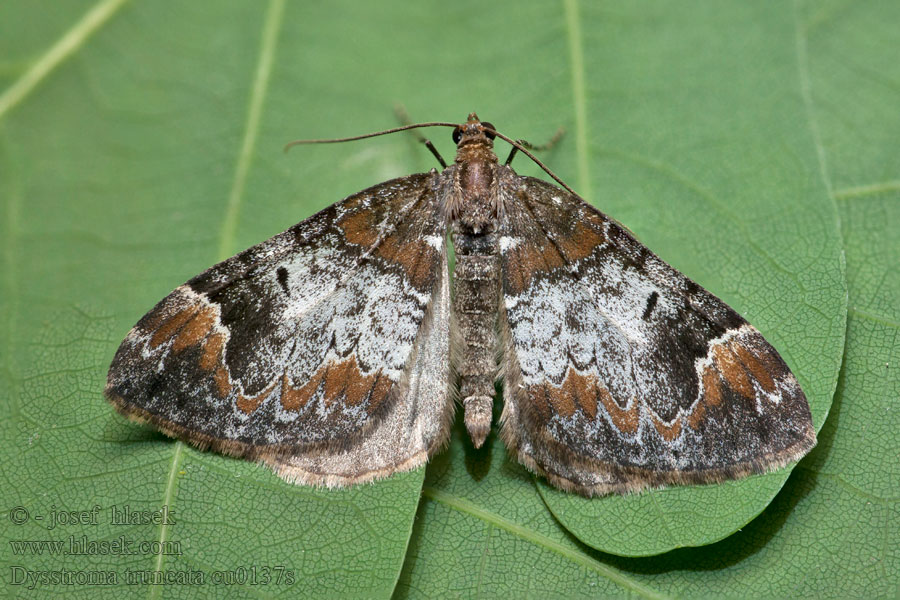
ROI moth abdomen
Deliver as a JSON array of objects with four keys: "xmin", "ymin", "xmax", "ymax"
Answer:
[{"xmin": 452, "ymin": 230, "xmax": 501, "ymax": 449}]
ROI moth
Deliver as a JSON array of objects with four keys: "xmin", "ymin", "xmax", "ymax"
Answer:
[{"xmin": 106, "ymin": 113, "xmax": 816, "ymax": 496}]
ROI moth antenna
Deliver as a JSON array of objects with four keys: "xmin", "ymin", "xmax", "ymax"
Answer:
[
  {"xmin": 284, "ymin": 122, "xmax": 458, "ymax": 152},
  {"xmin": 286, "ymin": 121, "xmax": 580, "ymax": 198},
  {"xmin": 484, "ymin": 128, "xmax": 580, "ymax": 198},
  {"xmin": 393, "ymin": 105, "xmax": 448, "ymax": 168}
]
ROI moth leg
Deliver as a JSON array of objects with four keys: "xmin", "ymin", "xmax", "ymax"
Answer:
[
  {"xmin": 504, "ymin": 128, "xmax": 565, "ymax": 166},
  {"xmin": 394, "ymin": 103, "xmax": 448, "ymax": 168},
  {"xmin": 422, "ymin": 139, "xmax": 448, "ymax": 168}
]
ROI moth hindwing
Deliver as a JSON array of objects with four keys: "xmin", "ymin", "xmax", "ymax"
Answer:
[{"xmin": 106, "ymin": 112, "xmax": 815, "ymax": 496}]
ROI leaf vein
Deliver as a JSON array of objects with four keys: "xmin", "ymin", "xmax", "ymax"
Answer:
[
  {"xmin": 792, "ymin": 0, "xmax": 834, "ymax": 198},
  {"xmin": 834, "ymin": 180, "xmax": 900, "ymax": 200},
  {"xmin": 422, "ymin": 487, "xmax": 670, "ymax": 599},
  {"xmin": 0, "ymin": 0, "xmax": 128, "ymax": 121},
  {"xmin": 795, "ymin": 466, "xmax": 900, "ymax": 503},
  {"xmin": 563, "ymin": 0, "xmax": 592, "ymax": 201},
  {"xmin": 848, "ymin": 306, "xmax": 900, "ymax": 330},
  {"xmin": 218, "ymin": 0, "xmax": 285, "ymax": 259},
  {"xmin": 150, "ymin": 441, "xmax": 184, "ymax": 600}
]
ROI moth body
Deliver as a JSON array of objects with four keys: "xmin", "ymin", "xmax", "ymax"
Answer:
[{"xmin": 444, "ymin": 115, "xmax": 504, "ymax": 449}]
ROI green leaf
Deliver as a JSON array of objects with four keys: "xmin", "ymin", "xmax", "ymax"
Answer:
[{"xmin": 1, "ymin": 0, "xmax": 895, "ymax": 598}]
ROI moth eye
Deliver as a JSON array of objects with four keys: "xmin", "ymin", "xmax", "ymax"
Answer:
[
  {"xmin": 452, "ymin": 127, "xmax": 462, "ymax": 144},
  {"xmin": 480, "ymin": 122, "xmax": 496, "ymax": 140}
]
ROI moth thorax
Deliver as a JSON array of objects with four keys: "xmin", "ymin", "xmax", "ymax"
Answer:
[
  {"xmin": 453, "ymin": 160, "xmax": 498, "ymax": 231},
  {"xmin": 454, "ymin": 138, "xmax": 497, "ymax": 165}
]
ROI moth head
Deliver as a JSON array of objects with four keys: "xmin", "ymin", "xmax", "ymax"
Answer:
[{"xmin": 453, "ymin": 113, "xmax": 496, "ymax": 147}]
